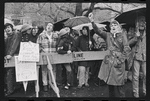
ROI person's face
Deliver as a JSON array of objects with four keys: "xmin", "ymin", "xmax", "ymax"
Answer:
[
  {"xmin": 5, "ymin": 25, "xmax": 13, "ymax": 35},
  {"xmin": 128, "ymin": 27, "xmax": 135, "ymax": 36},
  {"xmin": 110, "ymin": 23, "xmax": 120, "ymax": 32},
  {"xmin": 46, "ymin": 23, "xmax": 53, "ymax": 32},
  {"xmin": 82, "ymin": 28, "xmax": 88, "ymax": 36},
  {"xmin": 32, "ymin": 26, "xmax": 38, "ymax": 36},
  {"xmin": 138, "ymin": 17, "xmax": 146, "ymax": 30},
  {"xmin": 26, "ymin": 28, "xmax": 32, "ymax": 34}
]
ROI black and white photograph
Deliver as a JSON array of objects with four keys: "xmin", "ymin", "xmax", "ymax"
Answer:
[{"xmin": 4, "ymin": 2, "xmax": 146, "ymax": 98}]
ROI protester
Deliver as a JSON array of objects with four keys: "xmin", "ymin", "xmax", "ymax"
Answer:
[
  {"xmin": 36, "ymin": 22, "xmax": 58, "ymax": 92},
  {"xmin": 124, "ymin": 27, "xmax": 136, "ymax": 83},
  {"xmin": 128, "ymin": 16, "xmax": 146, "ymax": 97},
  {"xmin": 30, "ymin": 25, "xmax": 39, "ymax": 43},
  {"xmin": 4, "ymin": 23, "xmax": 20, "ymax": 96},
  {"xmin": 20, "ymin": 24, "xmax": 32, "ymax": 42},
  {"xmin": 75, "ymin": 26, "xmax": 94, "ymax": 88},
  {"xmin": 57, "ymin": 27, "xmax": 77, "ymax": 89},
  {"xmin": 89, "ymin": 13, "xmax": 131, "ymax": 97}
]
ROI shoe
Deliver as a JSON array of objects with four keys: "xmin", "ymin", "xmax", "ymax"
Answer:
[
  {"xmin": 64, "ymin": 85, "xmax": 69, "ymax": 90},
  {"xmin": 43, "ymin": 85, "xmax": 48, "ymax": 92},
  {"xmin": 143, "ymin": 93, "xmax": 146, "ymax": 97},
  {"xmin": 77, "ymin": 85, "xmax": 82, "ymax": 89},
  {"xmin": 57, "ymin": 82, "xmax": 61, "ymax": 86},
  {"xmin": 133, "ymin": 92, "xmax": 139, "ymax": 98},
  {"xmin": 67, "ymin": 83, "xmax": 71, "ymax": 87},
  {"xmin": 85, "ymin": 83, "xmax": 89, "ymax": 87}
]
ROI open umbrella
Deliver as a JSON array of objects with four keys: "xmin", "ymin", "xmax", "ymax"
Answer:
[
  {"xmin": 14, "ymin": 25, "xmax": 23, "ymax": 31},
  {"xmin": 115, "ymin": 7, "xmax": 146, "ymax": 26},
  {"xmin": 53, "ymin": 18, "xmax": 69, "ymax": 31},
  {"xmin": 64, "ymin": 16, "xmax": 90, "ymax": 28},
  {"xmin": 72, "ymin": 23, "xmax": 106, "ymax": 30}
]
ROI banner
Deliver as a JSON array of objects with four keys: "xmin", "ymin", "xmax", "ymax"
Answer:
[
  {"xmin": 18, "ymin": 42, "xmax": 39, "ymax": 62},
  {"xmin": 15, "ymin": 56, "xmax": 37, "ymax": 82}
]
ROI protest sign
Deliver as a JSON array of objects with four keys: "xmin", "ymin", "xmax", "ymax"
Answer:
[
  {"xmin": 15, "ymin": 56, "xmax": 37, "ymax": 82},
  {"xmin": 18, "ymin": 42, "xmax": 39, "ymax": 62}
]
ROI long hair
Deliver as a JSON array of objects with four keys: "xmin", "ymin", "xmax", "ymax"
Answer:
[{"xmin": 81, "ymin": 26, "xmax": 90, "ymax": 36}]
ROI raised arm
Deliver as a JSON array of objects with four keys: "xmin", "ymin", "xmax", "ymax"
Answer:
[{"xmin": 88, "ymin": 13, "xmax": 107, "ymax": 40}]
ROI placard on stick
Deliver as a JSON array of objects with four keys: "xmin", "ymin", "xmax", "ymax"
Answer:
[
  {"xmin": 18, "ymin": 42, "xmax": 39, "ymax": 62},
  {"xmin": 15, "ymin": 56, "xmax": 37, "ymax": 82}
]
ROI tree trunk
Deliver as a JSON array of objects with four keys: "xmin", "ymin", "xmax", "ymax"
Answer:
[
  {"xmin": 75, "ymin": 3, "xmax": 82, "ymax": 16},
  {"xmin": 84, "ymin": 3, "xmax": 96, "ymax": 17}
]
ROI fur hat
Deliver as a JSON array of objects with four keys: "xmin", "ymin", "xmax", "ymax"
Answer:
[{"xmin": 21, "ymin": 24, "xmax": 32, "ymax": 33}]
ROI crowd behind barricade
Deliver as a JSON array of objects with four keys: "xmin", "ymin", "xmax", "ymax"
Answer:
[{"xmin": 4, "ymin": 13, "xmax": 146, "ymax": 98}]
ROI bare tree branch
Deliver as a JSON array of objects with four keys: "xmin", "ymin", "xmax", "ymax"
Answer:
[
  {"xmin": 84, "ymin": 3, "xmax": 96, "ymax": 17},
  {"xmin": 59, "ymin": 7, "xmax": 75, "ymax": 16},
  {"xmin": 38, "ymin": 12, "xmax": 54, "ymax": 20},
  {"xmin": 55, "ymin": 3, "xmax": 75, "ymax": 16},
  {"xmin": 35, "ymin": 3, "xmax": 46, "ymax": 13}
]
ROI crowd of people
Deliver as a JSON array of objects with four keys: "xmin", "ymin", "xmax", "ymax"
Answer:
[{"xmin": 4, "ymin": 13, "xmax": 146, "ymax": 98}]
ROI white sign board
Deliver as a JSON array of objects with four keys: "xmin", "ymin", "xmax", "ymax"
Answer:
[
  {"xmin": 15, "ymin": 56, "xmax": 37, "ymax": 82},
  {"xmin": 18, "ymin": 42, "xmax": 39, "ymax": 62}
]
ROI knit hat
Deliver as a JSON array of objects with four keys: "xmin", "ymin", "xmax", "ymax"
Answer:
[
  {"xmin": 4, "ymin": 23, "xmax": 14, "ymax": 30},
  {"xmin": 59, "ymin": 27, "xmax": 70, "ymax": 37},
  {"xmin": 21, "ymin": 24, "xmax": 32, "ymax": 33}
]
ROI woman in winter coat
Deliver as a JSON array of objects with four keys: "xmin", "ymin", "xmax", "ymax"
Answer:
[
  {"xmin": 89, "ymin": 13, "xmax": 131, "ymax": 97},
  {"xmin": 75, "ymin": 26, "xmax": 95, "ymax": 88}
]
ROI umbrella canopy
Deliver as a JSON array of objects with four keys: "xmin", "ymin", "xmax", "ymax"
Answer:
[
  {"xmin": 4, "ymin": 18, "xmax": 14, "ymax": 27},
  {"xmin": 53, "ymin": 18, "xmax": 69, "ymax": 31},
  {"xmin": 72, "ymin": 23, "xmax": 106, "ymax": 31},
  {"xmin": 14, "ymin": 25, "xmax": 23, "ymax": 31},
  {"xmin": 64, "ymin": 16, "xmax": 90, "ymax": 28},
  {"xmin": 115, "ymin": 7, "xmax": 146, "ymax": 26}
]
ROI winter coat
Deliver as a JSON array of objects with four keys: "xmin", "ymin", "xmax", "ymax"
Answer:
[
  {"xmin": 75, "ymin": 35, "xmax": 95, "ymax": 67},
  {"xmin": 5, "ymin": 31, "xmax": 21, "ymax": 56},
  {"xmin": 128, "ymin": 32, "xmax": 146, "ymax": 61},
  {"xmin": 57, "ymin": 35, "xmax": 77, "ymax": 54},
  {"xmin": 91, "ymin": 22, "xmax": 131, "ymax": 86}
]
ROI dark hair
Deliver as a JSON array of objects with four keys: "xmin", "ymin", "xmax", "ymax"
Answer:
[
  {"xmin": 4, "ymin": 23, "xmax": 13, "ymax": 30},
  {"xmin": 81, "ymin": 26, "xmax": 90, "ymax": 35},
  {"xmin": 37, "ymin": 25, "xmax": 44, "ymax": 34}
]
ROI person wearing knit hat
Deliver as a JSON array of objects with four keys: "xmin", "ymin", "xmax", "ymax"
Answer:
[
  {"xmin": 57, "ymin": 27, "xmax": 77, "ymax": 90},
  {"xmin": 59, "ymin": 27, "xmax": 70, "ymax": 37},
  {"xmin": 20, "ymin": 24, "xmax": 32, "ymax": 42},
  {"xmin": 20, "ymin": 24, "xmax": 32, "ymax": 33},
  {"xmin": 89, "ymin": 13, "xmax": 131, "ymax": 97}
]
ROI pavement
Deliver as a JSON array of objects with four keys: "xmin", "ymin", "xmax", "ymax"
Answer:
[{"xmin": 7, "ymin": 78, "xmax": 145, "ymax": 98}]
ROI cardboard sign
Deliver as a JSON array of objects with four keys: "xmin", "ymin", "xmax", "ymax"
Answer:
[
  {"xmin": 15, "ymin": 56, "xmax": 37, "ymax": 82},
  {"xmin": 18, "ymin": 42, "xmax": 39, "ymax": 62}
]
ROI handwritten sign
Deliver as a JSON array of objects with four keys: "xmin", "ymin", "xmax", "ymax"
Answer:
[
  {"xmin": 18, "ymin": 42, "xmax": 39, "ymax": 62},
  {"xmin": 15, "ymin": 56, "xmax": 37, "ymax": 82}
]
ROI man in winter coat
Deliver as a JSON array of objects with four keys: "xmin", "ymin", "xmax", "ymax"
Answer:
[
  {"xmin": 128, "ymin": 16, "xmax": 146, "ymax": 97},
  {"xmin": 4, "ymin": 23, "xmax": 20, "ymax": 96},
  {"xmin": 89, "ymin": 13, "xmax": 131, "ymax": 97},
  {"xmin": 57, "ymin": 27, "xmax": 77, "ymax": 89}
]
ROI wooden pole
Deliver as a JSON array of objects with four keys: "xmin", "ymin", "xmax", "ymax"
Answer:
[{"xmin": 46, "ymin": 56, "xmax": 60, "ymax": 97}]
